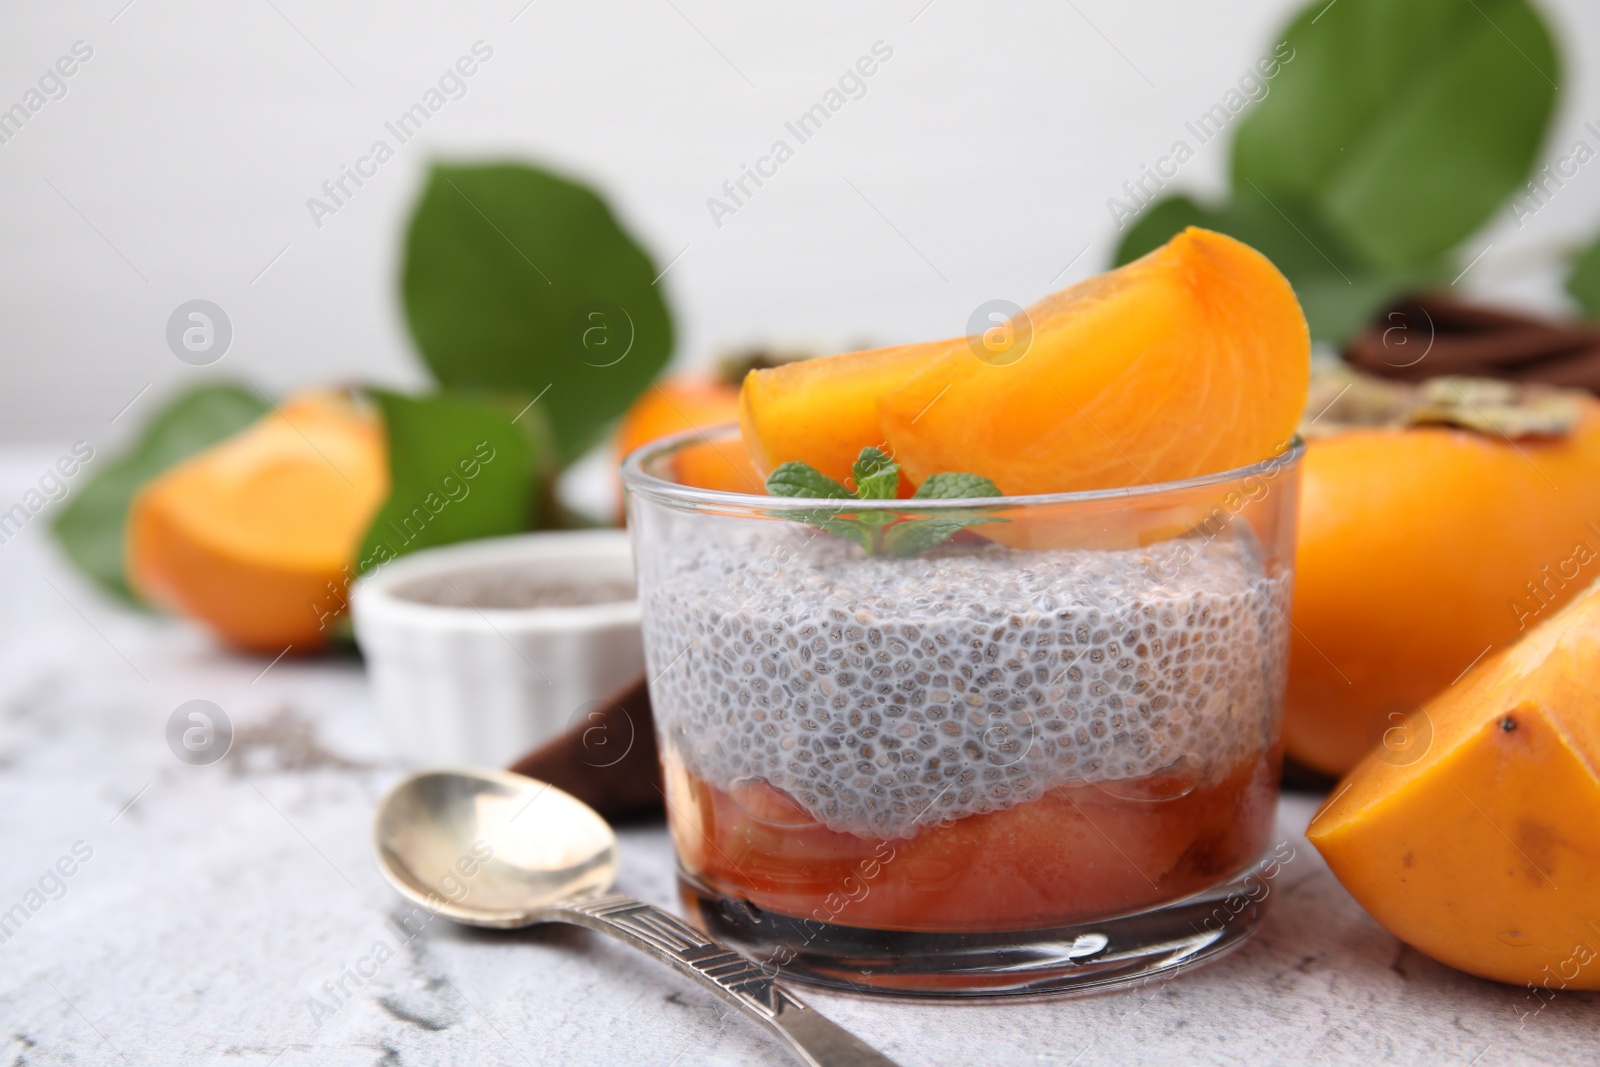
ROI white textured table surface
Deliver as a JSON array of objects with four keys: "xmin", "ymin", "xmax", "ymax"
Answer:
[{"xmin": 1, "ymin": 451, "xmax": 1594, "ymax": 1067}]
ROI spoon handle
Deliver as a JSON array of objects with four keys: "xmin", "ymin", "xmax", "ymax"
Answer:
[{"xmin": 551, "ymin": 894, "xmax": 902, "ymax": 1067}]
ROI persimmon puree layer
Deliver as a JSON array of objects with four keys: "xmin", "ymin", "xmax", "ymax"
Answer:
[{"xmin": 665, "ymin": 751, "xmax": 1278, "ymax": 932}]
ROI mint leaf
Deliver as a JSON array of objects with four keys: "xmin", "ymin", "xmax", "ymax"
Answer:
[
  {"xmin": 914, "ymin": 472, "xmax": 1001, "ymax": 499},
  {"xmin": 766, "ymin": 462, "xmax": 851, "ymax": 499},
  {"xmin": 51, "ymin": 382, "xmax": 270, "ymax": 603},
  {"xmin": 769, "ymin": 453, "xmax": 1004, "ymax": 557},
  {"xmin": 810, "ymin": 515, "xmax": 877, "ymax": 553},
  {"xmin": 852, "ymin": 447, "xmax": 900, "ymax": 499},
  {"xmin": 885, "ymin": 515, "xmax": 1004, "ymax": 557}
]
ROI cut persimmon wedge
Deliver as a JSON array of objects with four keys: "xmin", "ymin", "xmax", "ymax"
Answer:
[
  {"xmin": 880, "ymin": 228, "xmax": 1309, "ymax": 494},
  {"xmin": 1308, "ymin": 576, "xmax": 1600, "ymax": 988},
  {"xmin": 739, "ymin": 341, "xmax": 955, "ymax": 484},
  {"xmin": 128, "ymin": 391, "xmax": 389, "ymax": 652}
]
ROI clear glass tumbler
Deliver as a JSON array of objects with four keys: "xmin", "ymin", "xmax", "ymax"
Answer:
[{"xmin": 622, "ymin": 426, "xmax": 1302, "ymax": 996}]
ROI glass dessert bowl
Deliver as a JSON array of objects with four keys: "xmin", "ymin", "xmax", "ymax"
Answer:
[{"xmin": 623, "ymin": 426, "xmax": 1302, "ymax": 997}]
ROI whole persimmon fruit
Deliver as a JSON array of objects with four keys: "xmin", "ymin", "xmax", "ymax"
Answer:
[
  {"xmin": 615, "ymin": 376, "xmax": 761, "ymax": 494},
  {"xmin": 1288, "ymin": 374, "xmax": 1600, "ymax": 775}
]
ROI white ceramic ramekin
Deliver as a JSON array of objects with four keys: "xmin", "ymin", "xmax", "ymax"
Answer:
[{"xmin": 351, "ymin": 530, "xmax": 643, "ymax": 766}]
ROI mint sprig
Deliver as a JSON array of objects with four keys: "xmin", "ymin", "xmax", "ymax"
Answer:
[
  {"xmin": 851, "ymin": 446, "xmax": 900, "ymax": 500},
  {"xmin": 765, "ymin": 447, "xmax": 1005, "ymax": 556},
  {"xmin": 764, "ymin": 463, "xmax": 851, "ymax": 499}
]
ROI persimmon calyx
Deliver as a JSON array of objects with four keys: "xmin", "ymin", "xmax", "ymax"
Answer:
[{"xmin": 1303, "ymin": 368, "xmax": 1584, "ymax": 440}]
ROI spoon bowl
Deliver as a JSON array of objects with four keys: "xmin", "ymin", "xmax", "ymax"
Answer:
[{"xmin": 374, "ymin": 768, "xmax": 618, "ymax": 926}]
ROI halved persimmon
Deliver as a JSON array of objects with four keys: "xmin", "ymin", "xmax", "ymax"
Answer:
[
  {"xmin": 1309, "ymin": 575, "xmax": 1600, "ymax": 988},
  {"xmin": 127, "ymin": 391, "xmax": 388, "ymax": 652},
  {"xmin": 616, "ymin": 377, "xmax": 739, "ymax": 461}
]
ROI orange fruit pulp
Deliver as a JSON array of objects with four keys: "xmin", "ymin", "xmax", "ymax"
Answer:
[
  {"xmin": 663, "ymin": 748, "xmax": 1279, "ymax": 932},
  {"xmin": 614, "ymin": 377, "xmax": 763, "ymax": 497},
  {"xmin": 738, "ymin": 227, "xmax": 1309, "ymax": 497}
]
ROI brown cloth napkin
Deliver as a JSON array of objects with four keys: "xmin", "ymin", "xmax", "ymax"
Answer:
[
  {"xmin": 1347, "ymin": 293, "xmax": 1600, "ymax": 391},
  {"xmin": 508, "ymin": 675, "xmax": 664, "ymax": 821}
]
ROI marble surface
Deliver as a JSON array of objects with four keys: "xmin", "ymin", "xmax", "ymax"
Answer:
[{"xmin": 1, "ymin": 451, "xmax": 1595, "ymax": 1066}]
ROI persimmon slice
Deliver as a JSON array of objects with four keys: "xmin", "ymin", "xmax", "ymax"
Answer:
[
  {"xmin": 739, "ymin": 342, "xmax": 955, "ymax": 485},
  {"xmin": 879, "ymin": 228, "xmax": 1309, "ymax": 495}
]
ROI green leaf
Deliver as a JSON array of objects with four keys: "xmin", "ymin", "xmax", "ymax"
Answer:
[
  {"xmin": 884, "ymin": 515, "xmax": 1004, "ymax": 557},
  {"xmin": 1567, "ymin": 234, "xmax": 1600, "ymax": 319},
  {"xmin": 852, "ymin": 510, "xmax": 899, "ymax": 529},
  {"xmin": 765, "ymin": 462, "xmax": 852, "ymax": 499},
  {"xmin": 1113, "ymin": 196, "xmax": 1225, "ymax": 266},
  {"xmin": 811, "ymin": 515, "xmax": 878, "ymax": 553},
  {"xmin": 913, "ymin": 472, "xmax": 1002, "ymax": 499},
  {"xmin": 401, "ymin": 162, "xmax": 674, "ymax": 464},
  {"xmin": 51, "ymin": 383, "xmax": 270, "ymax": 602},
  {"xmin": 852, "ymin": 447, "xmax": 900, "ymax": 499},
  {"xmin": 1233, "ymin": 0, "xmax": 1558, "ymax": 270},
  {"xmin": 358, "ymin": 390, "xmax": 541, "ymax": 571},
  {"xmin": 769, "ymin": 458, "xmax": 1007, "ymax": 556},
  {"xmin": 1113, "ymin": 190, "xmax": 1451, "ymax": 344},
  {"xmin": 1114, "ymin": 0, "xmax": 1555, "ymax": 345}
]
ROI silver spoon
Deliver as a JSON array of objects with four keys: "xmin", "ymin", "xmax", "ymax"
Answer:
[{"xmin": 373, "ymin": 768, "xmax": 901, "ymax": 1067}]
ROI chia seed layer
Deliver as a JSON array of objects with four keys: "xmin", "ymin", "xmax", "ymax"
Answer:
[{"xmin": 642, "ymin": 533, "xmax": 1289, "ymax": 838}]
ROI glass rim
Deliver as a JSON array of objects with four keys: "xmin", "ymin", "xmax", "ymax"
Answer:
[{"xmin": 620, "ymin": 423, "xmax": 1305, "ymax": 511}]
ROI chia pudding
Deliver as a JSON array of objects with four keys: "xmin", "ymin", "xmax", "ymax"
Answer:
[{"xmin": 642, "ymin": 530, "xmax": 1290, "ymax": 840}]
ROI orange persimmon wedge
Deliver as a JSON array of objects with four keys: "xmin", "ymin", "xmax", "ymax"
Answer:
[
  {"xmin": 128, "ymin": 391, "xmax": 388, "ymax": 652},
  {"xmin": 739, "ymin": 341, "xmax": 955, "ymax": 484},
  {"xmin": 1308, "ymin": 576, "xmax": 1600, "ymax": 989},
  {"xmin": 879, "ymin": 228, "xmax": 1309, "ymax": 494}
]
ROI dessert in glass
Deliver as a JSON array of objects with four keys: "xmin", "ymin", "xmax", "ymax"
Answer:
[{"xmin": 622, "ymin": 228, "xmax": 1309, "ymax": 995}]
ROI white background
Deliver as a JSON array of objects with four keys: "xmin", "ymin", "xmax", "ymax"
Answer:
[{"xmin": 2, "ymin": 0, "xmax": 1599, "ymax": 445}]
